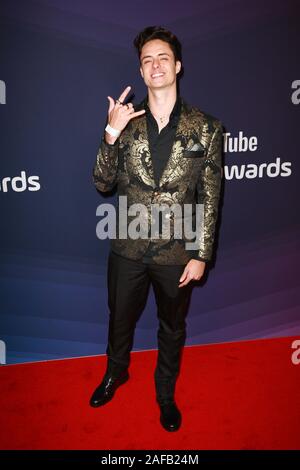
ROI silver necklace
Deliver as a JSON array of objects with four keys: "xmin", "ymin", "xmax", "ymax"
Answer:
[
  {"xmin": 152, "ymin": 113, "xmax": 170, "ymax": 124},
  {"xmin": 147, "ymin": 102, "xmax": 170, "ymax": 124}
]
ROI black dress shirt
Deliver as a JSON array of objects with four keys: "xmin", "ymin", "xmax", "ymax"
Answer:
[
  {"xmin": 144, "ymin": 93, "xmax": 181, "ymax": 185},
  {"xmin": 140, "ymin": 95, "xmax": 206, "ymax": 264},
  {"xmin": 141, "ymin": 94, "xmax": 181, "ymax": 263}
]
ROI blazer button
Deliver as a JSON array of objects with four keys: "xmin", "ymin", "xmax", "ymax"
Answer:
[{"xmin": 153, "ymin": 191, "xmax": 159, "ymax": 196}]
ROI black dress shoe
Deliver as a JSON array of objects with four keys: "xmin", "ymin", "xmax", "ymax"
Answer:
[
  {"xmin": 89, "ymin": 369, "xmax": 129, "ymax": 407},
  {"xmin": 159, "ymin": 400, "xmax": 182, "ymax": 432}
]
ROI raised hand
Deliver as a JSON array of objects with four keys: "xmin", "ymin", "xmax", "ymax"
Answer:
[{"xmin": 107, "ymin": 86, "xmax": 145, "ymax": 134}]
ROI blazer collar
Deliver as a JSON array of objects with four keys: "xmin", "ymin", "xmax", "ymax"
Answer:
[
  {"xmin": 132, "ymin": 95, "xmax": 196, "ymax": 188},
  {"xmin": 141, "ymin": 93, "xmax": 182, "ymax": 123}
]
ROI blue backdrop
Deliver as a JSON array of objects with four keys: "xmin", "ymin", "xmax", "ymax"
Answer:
[{"xmin": 1, "ymin": 0, "xmax": 299, "ymax": 364}]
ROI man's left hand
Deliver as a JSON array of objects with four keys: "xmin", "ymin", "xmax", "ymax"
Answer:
[{"xmin": 178, "ymin": 259, "xmax": 206, "ymax": 288}]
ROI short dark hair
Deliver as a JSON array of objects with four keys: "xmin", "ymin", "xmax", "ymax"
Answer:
[{"xmin": 133, "ymin": 26, "xmax": 182, "ymax": 66}]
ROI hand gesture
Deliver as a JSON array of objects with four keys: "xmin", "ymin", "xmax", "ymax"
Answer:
[{"xmin": 107, "ymin": 86, "xmax": 145, "ymax": 133}]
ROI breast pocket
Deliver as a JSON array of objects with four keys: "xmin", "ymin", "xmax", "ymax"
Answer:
[
  {"xmin": 182, "ymin": 139, "xmax": 207, "ymax": 158},
  {"xmin": 182, "ymin": 148, "xmax": 206, "ymax": 158}
]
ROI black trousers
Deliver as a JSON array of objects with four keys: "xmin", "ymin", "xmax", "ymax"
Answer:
[{"xmin": 105, "ymin": 251, "xmax": 193, "ymax": 403}]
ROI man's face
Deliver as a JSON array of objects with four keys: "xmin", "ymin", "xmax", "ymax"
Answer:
[{"xmin": 139, "ymin": 39, "xmax": 181, "ymax": 90}]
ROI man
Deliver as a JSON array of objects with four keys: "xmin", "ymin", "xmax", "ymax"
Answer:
[{"xmin": 90, "ymin": 26, "xmax": 223, "ymax": 432}]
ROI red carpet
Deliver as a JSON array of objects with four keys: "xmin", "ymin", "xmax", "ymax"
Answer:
[{"xmin": 0, "ymin": 336, "xmax": 299, "ymax": 450}]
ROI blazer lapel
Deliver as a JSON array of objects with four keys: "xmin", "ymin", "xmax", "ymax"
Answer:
[
  {"xmin": 136, "ymin": 111, "xmax": 156, "ymax": 188},
  {"xmin": 158, "ymin": 98, "xmax": 192, "ymax": 188},
  {"xmin": 132, "ymin": 96, "xmax": 196, "ymax": 189}
]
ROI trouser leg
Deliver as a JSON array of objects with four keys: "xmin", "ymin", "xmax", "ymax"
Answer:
[
  {"xmin": 106, "ymin": 251, "xmax": 150, "ymax": 373},
  {"xmin": 149, "ymin": 263, "xmax": 193, "ymax": 403}
]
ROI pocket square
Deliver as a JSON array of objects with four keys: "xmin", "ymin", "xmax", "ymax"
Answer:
[
  {"xmin": 182, "ymin": 141, "xmax": 206, "ymax": 158},
  {"xmin": 189, "ymin": 143, "xmax": 204, "ymax": 151},
  {"xmin": 182, "ymin": 148, "xmax": 205, "ymax": 158}
]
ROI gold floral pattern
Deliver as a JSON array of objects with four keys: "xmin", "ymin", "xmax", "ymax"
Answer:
[{"xmin": 93, "ymin": 97, "xmax": 223, "ymax": 264}]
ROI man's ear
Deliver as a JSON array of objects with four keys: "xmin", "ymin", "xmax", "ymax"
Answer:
[
  {"xmin": 140, "ymin": 65, "xmax": 144, "ymax": 78},
  {"xmin": 175, "ymin": 60, "xmax": 181, "ymax": 75}
]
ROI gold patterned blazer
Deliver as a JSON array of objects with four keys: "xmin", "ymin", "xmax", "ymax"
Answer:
[{"xmin": 93, "ymin": 96, "xmax": 223, "ymax": 265}]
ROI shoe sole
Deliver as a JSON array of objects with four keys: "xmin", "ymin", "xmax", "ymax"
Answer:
[
  {"xmin": 90, "ymin": 373, "xmax": 129, "ymax": 408},
  {"xmin": 160, "ymin": 417, "xmax": 181, "ymax": 432}
]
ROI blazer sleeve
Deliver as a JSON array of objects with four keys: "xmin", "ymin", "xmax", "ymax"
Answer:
[
  {"xmin": 93, "ymin": 134, "xmax": 119, "ymax": 192},
  {"xmin": 196, "ymin": 120, "xmax": 223, "ymax": 261}
]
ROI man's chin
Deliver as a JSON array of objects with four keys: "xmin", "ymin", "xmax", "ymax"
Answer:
[{"xmin": 147, "ymin": 82, "xmax": 169, "ymax": 90}]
